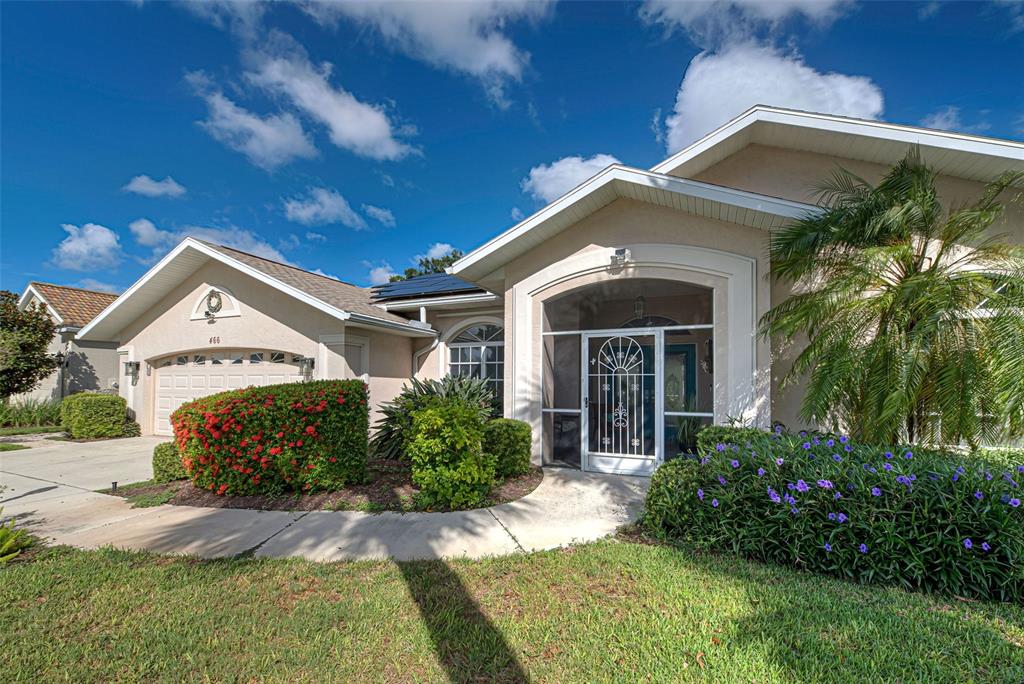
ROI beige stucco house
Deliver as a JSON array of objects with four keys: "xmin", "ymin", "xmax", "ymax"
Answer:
[
  {"xmin": 16, "ymin": 282, "xmax": 120, "ymax": 402},
  {"xmin": 77, "ymin": 106, "xmax": 1024, "ymax": 475}
]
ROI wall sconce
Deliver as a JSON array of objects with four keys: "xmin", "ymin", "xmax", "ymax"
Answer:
[
  {"xmin": 633, "ymin": 295, "xmax": 646, "ymax": 320},
  {"xmin": 700, "ymin": 338, "xmax": 713, "ymax": 374},
  {"xmin": 123, "ymin": 361, "xmax": 141, "ymax": 386},
  {"xmin": 610, "ymin": 248, "xmax": 631, "ymax": 267},
  {"xmin": 299, "ymin": 357, "xmax": 315, "ymax": 381}
]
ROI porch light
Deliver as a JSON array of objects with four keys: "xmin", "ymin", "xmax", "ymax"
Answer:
[
  {"xmin": 123, "ymin": 361, "xmax": 140, "ymax": 385},
  {"xmin": 633, "ymin": 295, "xmax": 646, "ymax": 320},
  {"xmin": 299, "ymin": 356, "xmax": 315, "ymax": 381}
]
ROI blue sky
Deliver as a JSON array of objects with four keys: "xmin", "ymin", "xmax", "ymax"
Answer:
[{"xmin": 2, "ymin": 1, "xmax": 1022, "ymax": 293}]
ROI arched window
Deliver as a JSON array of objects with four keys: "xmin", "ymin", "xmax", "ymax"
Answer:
[{"xmin": 448, "ymin": 324, "xmax": 504, "ymax": 408}]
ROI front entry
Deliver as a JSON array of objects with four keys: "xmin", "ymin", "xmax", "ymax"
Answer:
[{"xmin": 583, "ymin": 334, "xmax": 657, "ymax": 475}]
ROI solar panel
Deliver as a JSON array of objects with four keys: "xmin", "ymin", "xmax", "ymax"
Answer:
[{"xmin": 371, "ymin": 273, "xmax": 483, "ymax": 301}]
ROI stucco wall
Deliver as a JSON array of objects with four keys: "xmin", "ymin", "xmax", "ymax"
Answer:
[
  {"xmin": 113, "ymin": 261, "xmax": 415, "ymax": 434},
  {"xmin": 414, "ymin": 310, "xmax": 506, "ymax": 381}
]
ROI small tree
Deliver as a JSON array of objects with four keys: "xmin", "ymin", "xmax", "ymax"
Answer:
[
  {"xmin": 0, "ymin": 290, "xmax": 59, "ymax": 400},
  {"xmin": 389, "ymin": 248, "xmax": 464, "ymax": 282}
]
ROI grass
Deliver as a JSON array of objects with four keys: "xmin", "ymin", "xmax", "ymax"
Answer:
[
  {"xmin": 0, "ymin": 443, "xmax": 30, "ymax": 452},
  {"xmin": 97, "ymin": 480, "xmax": 176, "ymax": 509},
  {"xmin": 2, "ymin": 540, "xmax": 1022, "ymax": 683},
  {"xmin": 0, "ymin": 425, "xmax": 62, "ymax": 436}
]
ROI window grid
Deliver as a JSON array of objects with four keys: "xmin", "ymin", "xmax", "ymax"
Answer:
[{"xmin": 449, "ymin": 325, "xmax": 504, "ymax": 408}]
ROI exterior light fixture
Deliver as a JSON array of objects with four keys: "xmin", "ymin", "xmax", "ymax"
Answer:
[
  {"xmin": 610, "ymin": 248, "xmax": 631, "ymax": 267},
  {"xmin": 124, "ymin": 361, "xmax": 141, "ymax": 386},
  {"xmin": 633, "ymin": 295, "xmax": 646, "ymax": 321},
  {"xmin": 54, "ymin": 351, "xmax": 66, "ymax": 367},
  {"xmin": 299, "ymin": 357, "xmax": 316, "ymax": 381}
]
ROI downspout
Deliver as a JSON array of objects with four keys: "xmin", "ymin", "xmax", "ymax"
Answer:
[{"xmin": 412, "ymin": 306, "xmax": 437, "ymax": 376}]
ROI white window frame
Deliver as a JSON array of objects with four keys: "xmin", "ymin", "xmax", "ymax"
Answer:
[{"xmin": 444, "ymin": 320, "xmax": 505, "ymax": 405}]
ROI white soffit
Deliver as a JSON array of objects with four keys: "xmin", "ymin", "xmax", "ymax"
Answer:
[
  {"xmin": 451, "ymin": 164, "xmax": 813, "ymax": 283},
  {"xmin": 652, "ymin": 106, "xmax": 1024, "ymax": 183}
]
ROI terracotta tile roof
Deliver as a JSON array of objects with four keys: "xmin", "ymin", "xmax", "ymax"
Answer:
[
  {"xmin": 28, "ymin": 282, "xmax": 119, "ymax": 328},
  {"xmin": 200, "ymin": 242, "xmax": 413, "ymax": 326}
]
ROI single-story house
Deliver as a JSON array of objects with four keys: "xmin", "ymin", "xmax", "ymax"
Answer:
[
  {"xmin": 77, "ymin": 106, "xmax": 1024, "ymax": 475},
  {"xmin": 16, "ymin": 282, "xmax": 120, "ymax": 401}
]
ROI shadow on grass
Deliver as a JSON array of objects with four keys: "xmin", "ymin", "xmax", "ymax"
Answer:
[{"xmin": 398, "ymin": 560, "xmax": 528, "ymax": 683}]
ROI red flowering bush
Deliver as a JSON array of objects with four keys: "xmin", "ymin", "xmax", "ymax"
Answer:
[{"xmin": 171, "ymin": 380, "xmax": 368, "ymax": 496}]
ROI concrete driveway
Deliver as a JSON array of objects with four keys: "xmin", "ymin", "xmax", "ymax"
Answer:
[{"xmin": 1, "ymin": 437, "xmax": 649, "ymax": 562}]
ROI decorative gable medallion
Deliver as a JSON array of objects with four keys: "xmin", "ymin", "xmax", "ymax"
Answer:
[{"xmin": 191, "ymin": 286, "xmax": 240, "ymax": 322}]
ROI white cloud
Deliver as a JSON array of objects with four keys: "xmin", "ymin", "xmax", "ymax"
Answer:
[
  {"xmin": 362, "ymin": 204, "xmax": 396, "ymax": 228},
  {"xmin": 246, "ymin": 45, "xmax": 415, "ymax": 161},
  {"xmin": 663, "ymin": 43, "xmax": 884, "ymax": 153},
  {"xmin": 122, "ymin": 174, "xmax": 187, "ymax": 198},
  {"xmin": 419, "ymin": 242, "xmax": 455, "ymax": 261},
  {"xmin": 921, "ymin": 105, "xmax": 991, "ymax": 134},
  {"xmin": 300, "ymin": 0, "xmax": 553, "ymax": 107},
  {"xmin": 364, "ymin": 260, "xmax": 396, "ymax": 285},
  {"xmin": 306, "ymin": 231, "xmax": 327, "ymax": 242},
  {"xmin": 129, "ymin": 217, "xmax": 290, "ymax": 264},
  {"xmin": 51, "ymin": 223, "xmax": 123, "ymax": 271},
  {"xmin": 641, "ymin": 0, "xmax": 851, "ymax": 47},
  {"xmin": 283, "ymin": 187, "xmax": 367, "ymax": 229},
  {"xmin": 183, "ymin": 0, "xmax": 266, "ymax": 39},
  {"xmin": 75, "ymin": 279, "xmax": 121, "ymax": 294},
  {"xmin": 510, "ymin": 206, "xmax": 524, "ymax": 221},
  {"xmin": 521, "ymin": 153, "xmax": 620, "ymax": 203},
  {"xmin": 918, "ymin": 1, "xmax": 942, "ymax": 20},
  {"xmin": 311, "ymin": 268, "xmax": 341, "ymax": 280},
  {"xmin": 187, "ymin": 71, "xmax": 317, "ymax": 171}
]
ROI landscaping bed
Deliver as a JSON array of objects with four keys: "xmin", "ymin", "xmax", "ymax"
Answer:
[{"xmin": 110, "ymin": 458, "xmax": 544, "ymax": 512}]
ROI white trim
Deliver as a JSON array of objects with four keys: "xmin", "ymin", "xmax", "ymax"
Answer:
[
  {"xmin": 450, "ymin": 164, "xmax": 813, "ymax": 283},
  {"xmin": 18, "ymin": 284, "xmax": 65, "ymax": 324},
  {"xmin": 380, "ymin": 292, "xmax": 500, "ymax": 310},
  {"xmin": 343, "ymin": 333, "xmax": 371, "ymax": 381},
  {"xmin": 437, "ymin": 315, "xmax": 505, "ymax": 378},
  {"xmin": 651, "ymin": 105, "xmax": 1024, "ymax": 177}
]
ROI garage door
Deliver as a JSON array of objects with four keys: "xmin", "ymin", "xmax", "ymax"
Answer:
[{"xmin": 153, "ymin": 349, "xmax": 303, "ymax": 435}]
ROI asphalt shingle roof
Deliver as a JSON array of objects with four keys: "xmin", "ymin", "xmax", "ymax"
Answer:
[{"xmin": 28, "ymin": 282, "xmax": 119, "ymax": 328}]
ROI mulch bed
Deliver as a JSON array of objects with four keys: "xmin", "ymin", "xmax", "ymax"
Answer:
[{"xmin": 112, "ymin": 459, "xmax": 544, "ymax": 513}]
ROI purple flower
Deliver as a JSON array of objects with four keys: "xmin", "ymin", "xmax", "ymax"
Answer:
[
  {"xmin": 985, "ymin": 471, "xmax": 993, "ymax": 481},
  {"xmin": 981, "ymin": 542, "xmax": 991, "ymax": 552},
  {"xmin": 757, "ymin": 468, "xmax": 766, "ymax": 477},
  {"xmin": 784, "ymin": 494, "xmax": 796, "ymax": 505},
  {"xmin": 718, "ymin": 475, "xmax": 728, "ymax": 486},
  {"xmin": 1010, "ymin": 498, "xmax": 1021, "ymax": 508},
  {"xmin": 832, "ymin": 454, "xmax": 842, "ymax": 462},
  {"xmin": 774, "ymin": 425, "xmax": 783, "ymax": 434},
  {"xmin": 839, "ymin": 435, "xmax": 849, "ymax": 444},
  {"xmin": 716, "ymin": 443, "xmax": 726, "ymax": 452},
  {"xmin": 796, "ymin": 480, "xmax": 809, "ymax": 493},
  {"xmin": 952, "ymin": 473, "xmax": 960, "ymax": 483},
  {"xmin": 790, "ymin": 507, "xmax": 800, "ymax": 515},
  {"xmin": 904, "ymin": 451, "xmax": 913, "ymax": 459},
  {"xmin": 858, "ymin": 543, "xmax": 868, "ymax": 554},
  {"xmin": 963, "ymin": 538, "xmax": 973, "ymax": 550},
  {"xmin": 883, "ymin": 463, "xmax": 893, "ymax": 472},
  {"xmin": 928, "ymin": 472, "xmax": 939, "ymax": 481},
  {"xmin": 896, "ymin": 475, "xmax": 912, "ymax": 487},
  {"xmin": 711, "ymin": 498, "xmax": 719, "ymax": 508},
  {"xmin": 871, "ymin": 487, "xmax": 882, "ymax": 497},
  {"xmin": 834, "ymin": 492, "xmax": 842, "ymax": 500},
  {"xmin": 837, "ymin": 513, "xmax": 848, "ymax": 524},
  {"xmin": 884, "ymin": 451, "xmax": 893, "ymax": 459},
  {"xmin": 813, "ymin": 437, "xmax": 821, "ymax": 446},
  {"xmin": 697, "ymin": 488, "xmax": 705, "ymax": 501},
  {"xmin": 775, "ymin": 458, "xmax": 784, "ymax": 466},
  {"xmin": 768, "ymin": 487, "xmax": 781, "ymax": 504},
  {"xmin": 974, "ymin": 491, "xmax": 984, "ymax": 501},
  {"xmin": 844, "ymin": 444, "xmax": 853, "ymax": 452},
  {"xmin": 731, "ymin": 459, "xmax": 740, "ymax": 469},
  {"xmin": 824, "ymin": 543, "xmax": 832, "ymax": 553},
  {"xmin": 869, "ymin": 467, "xmax": 878, "ymax": 474},
  {"xmin": 787, "ymin": 482, "xmax": 796, "ymax": 491},
  {"xmin": 802, "ymin": 442, "xmax": 812, "ymax": 450},
  {"xmin": 826, "ymin": 439, "xmax": 835, "ymax": 447},
  {"xmin": 817, "ymin": 479, "xmax": 834, "ymax": 490},
  {"xmin": 828, "ymin": 512, "xmax": 837, "ymax": 521},
  {"xmin": 1018, "ymin": 465, "xmax": 1024, "ymax": 474}
]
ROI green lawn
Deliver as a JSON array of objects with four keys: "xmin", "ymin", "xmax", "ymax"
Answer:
[
  {"xmin": 2, "ymin": 540, "xmax": 1022, "ymax": 682},
  {"xmin": 0, "ymin": 443, "xmax": 29, "ymax": 452},
  {"xmin": 0, "ymin": 425, "xmax": 62, "ymax": 436}
]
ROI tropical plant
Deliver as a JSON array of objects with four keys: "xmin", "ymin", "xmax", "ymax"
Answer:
[
  {"xmin": 761, "ymin": 149, "xmax": 1024, "ymax": 446},
  {"xmin": 0, "ymin": 290, "xmax": 59, "ymax": 400},
  {"xmin": 371, "ymin": 375, "xmax": 497, "ymax": 460},
  {"xmin": 0, "ymin": 398, "xmax": 62, "ymax": 427},
  {"xmin": 0, "ymin": 507, "xmax": 32, "ymax": 564}
]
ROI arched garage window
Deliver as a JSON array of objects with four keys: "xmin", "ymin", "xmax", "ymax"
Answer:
[{"xmin": 449, "ymin": 324, "xmax": 504, "ymax": 408}]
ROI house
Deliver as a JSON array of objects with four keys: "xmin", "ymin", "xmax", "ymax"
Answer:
[
  {"xmin": 76, "ymin": 106, "xmax": 1024, "ymax": 475},
  {"xmin": 16, "ymin": 282, "xmax": 120, "ymax": 401}
]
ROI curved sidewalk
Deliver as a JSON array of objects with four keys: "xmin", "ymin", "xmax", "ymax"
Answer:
[{"xmin": 1, "ymin": 438, "xmax": 649, "ymax": 561}]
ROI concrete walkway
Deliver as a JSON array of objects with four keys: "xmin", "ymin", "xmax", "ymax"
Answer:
[{"xmin": 1, "ymin": 437, "xmax": 649, "ymax": 561}]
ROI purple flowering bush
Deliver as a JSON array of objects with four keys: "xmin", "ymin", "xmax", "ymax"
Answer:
[{"xmin": 643, "ymin": 427, "xmax": 1024, "ymax": 601}]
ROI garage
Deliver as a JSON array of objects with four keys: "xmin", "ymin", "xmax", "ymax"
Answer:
[{"xmin": 152, "ymin": 349, "xmax": 304, "ymax": 435}]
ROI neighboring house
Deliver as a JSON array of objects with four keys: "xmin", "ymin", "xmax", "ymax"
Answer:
[
  {"xmin": 16, "ymin": 282, "xmax": 120, "ymax": 401},
  {"xmin": 77, "ymin": 106, "xmax": 1024, "ymax": 475}
]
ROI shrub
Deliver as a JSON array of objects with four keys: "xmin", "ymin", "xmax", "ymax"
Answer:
[
  {"xmin": 407, "ymin": 399, "xmax": 495, "ymax": 509},
  {"xmin": 371, "ymin": 375, "xmax": 497, "ymax": 460},
  {"xmin": 643, "ymin": 426, "xmax": 1024, "ymax": 602},
  {"xmin": 485, "ymin": 418, "xmax": 532, "ymax": 478},
  {"xmin": 0, "ymin": 398, "xmax": 62, "ymax": 427},
  {"xmin": 172, "ymin": 380, "xmax": 369, "ymax": 496},
  {"xmin": 152, "ymin": 442, "xmax": 186, "ymax": 483},
  {"xmin": 62, "ymin": 393, "xmax": 128, "ymax": 439},
  {"xmin": 0, "ymin": 508, "xmax": 31, "ymax": 564},
  {"xmin": 695, "ymin": 425, "xmax": 766, "ymax": 458},
  {"xmin": 122, "ymin": 419, "xmax": 141, "ymax": 437}
]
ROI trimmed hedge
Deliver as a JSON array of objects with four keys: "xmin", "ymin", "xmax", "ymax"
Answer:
[
  {"xmin": 172, "ymin": 380, "xmax": 369, "ymax": 496},
  {"xmin": 61, "ymin": 393, "xmax": 129, "ymax": 439},
  {"xmin": 408, "ymin": 399, "xmax": 495, "ymax": 509},
  {"xmin": 152, "ymin": 442, "xmax": 186, "ymax": 483},
  {"xmin": 485, "ymin": 418, "xmax": 532, "ymax": 478},
  {"xmin": 643, "ymin": 426, "xmax": 1024, "ymax": 602}
]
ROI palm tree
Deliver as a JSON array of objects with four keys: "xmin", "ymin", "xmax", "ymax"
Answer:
[{"xmin": 761, "ymin": 148, "xmax": 1024, "ymax": 447}]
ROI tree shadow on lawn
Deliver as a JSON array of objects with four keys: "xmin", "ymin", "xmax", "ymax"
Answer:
[{"xmin": 671, "ymin": 548, "xmax": 1024, "ymax": 681}]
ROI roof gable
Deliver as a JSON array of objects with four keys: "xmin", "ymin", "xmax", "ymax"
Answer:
[{"xmin": 19, "ymin": 282, "xmax": 118, "ymax": 328}]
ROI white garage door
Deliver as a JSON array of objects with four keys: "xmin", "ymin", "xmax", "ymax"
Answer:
[{"xmin": 153, "ymin": 350, "xmax": 303, "ymax": 435}]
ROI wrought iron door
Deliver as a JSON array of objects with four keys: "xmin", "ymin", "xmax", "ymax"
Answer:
[{"xmin": 585, "ymin": 335, "xmax": 655, "ymax": 459}]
